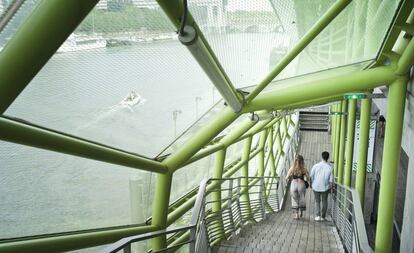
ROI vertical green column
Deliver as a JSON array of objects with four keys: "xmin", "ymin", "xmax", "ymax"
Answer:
[
  {"xmin": 268, "ymin": 127, "xmax": 277, "ymax": 177},
  {"xmin": 344, "ymin": 99, "xmax": 357, "ymax": 186},
  {"xmin": 151, "ymin": 172, "xmax": 173, "ymax": 250},
  {"xmin": 375, "ymin": 78, "xmax": 408, "ymax": 253},
  {"xmin": 337, "ymin": 100, "xmax": 347, "ymax": 184},
  {"xmin": 257, "ymin": 130, "xmax": 268, "ymax": 176},
  {"xmin": 355, "ymin": 98, "xmax": 372, "ymax": 207},
  {"xmin": 241, "ymin": 136, "xmax": 253, "ymax": 221},
  {"xmin": 330, "ymin": 105, "xmax": 336, "ymax": 155},
  {"xmin": 211, "ymin": 149, "xmax": 226, "ymax": 240},
  {"xmin": 334, "ymin": 102, "xmax": 342, "ymax": 178}
]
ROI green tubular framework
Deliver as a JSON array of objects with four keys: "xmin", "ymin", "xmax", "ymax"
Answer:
[{"xmin": 0, "ymin": 0, "xmax": 413, "ymax": 252}]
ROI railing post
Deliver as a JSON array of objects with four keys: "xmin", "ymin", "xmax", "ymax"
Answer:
[
  {"xmin": 355, "ymin": 98, "xmax": 372, "ymax": 207},
  {"xmin": 260, "ymin": 177, "xmax": 266, "ymax": 220},
  {"xmin": 344, "ymin": 99, "xmax": 357, "ymax": 186},
  {"xmin": 375, "ymin": 78, "xmax": 408, "ymax": 253},
  {"xmin": 337, "ymin": 100, "xmax": 348, "ymax": 184}
]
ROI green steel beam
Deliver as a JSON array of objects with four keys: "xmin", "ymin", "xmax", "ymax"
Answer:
[
  {"xmin": 155, "ymin": 0, "xmax": 243, "ymax": 112},
  {"xmin": 337, "ymin": 100, "xmax": 347, "ymax": 184},
  {"xmin": 244, "ymin": 66, "xmax": 397, "ymax": 113},
  {"xmin": 0, "ymin": 0, "xmax": 99, "ymax": 114},
  {"xmin": 246, "ymin": 0, "xmax": 351, "ymax": 103},
  {"xmin": 355, "ymin": 98, "xmax": 372, "ymax": 207},
  {"xmin": 163, "ymin": 107, "xmax": 239, "ymax": 172},
  {"xmin": 344, "ymin": 99, "xmax": 356, "ymax": 186},
  {"xmin": 183, "ymin": 118, "xmax": 257, "ymax": 166},
  {"xmin": 375, "ymin": 78, "xmax": 408, "ymax": 253},
  {"xmin": 267, "ymin": 127, "xmax": 277, "ymax": 177},
  {"xmin": 0, "ymin": 117, "xmax": 167, "ymax": 174},
  {"xmin": 151, "ymin": 172, "xmax": 173, "ymax": 250},
  {"xmin": 0, "ymin": 225, "xmax": 157, "ymax": 253}
]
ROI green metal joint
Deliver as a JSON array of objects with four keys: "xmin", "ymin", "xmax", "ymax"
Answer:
[{"xmin": 0, "ymin": 0, "xmax": 100, "ymax": 114}]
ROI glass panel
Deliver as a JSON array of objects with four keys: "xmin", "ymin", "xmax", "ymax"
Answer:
[
  {"xmin": 0, "ymin": 141, "xmax": 154, "ymax": 239},
  {"xmin": 170, "ymin": 155, "xmax": 214, "ymax": 204},
  {"xmin": 274, "ymin": 0, "xmax": 400, "ymax": 80},
  {"xmin": 5, "ymin": 0, "xmax": 223, "ymax": 158},
  {"xmin": 249, "ymin": 156, "xmax": 258, "ymax": 176},
  {"xmin": 0, "ymin": 0, "xmax": 39, "ymax": 51},
  {"xmin": 189, "ymin": 0, "xmax": 335, "ymax": 88}
]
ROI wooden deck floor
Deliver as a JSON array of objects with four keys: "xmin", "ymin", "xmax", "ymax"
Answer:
[{"xmin": 215, "ymin": 131, "xmax": 345, "ymax": 253}]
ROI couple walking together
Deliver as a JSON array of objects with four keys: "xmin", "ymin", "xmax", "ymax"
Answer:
[{"xmin": 286, "ymin": 151, "xmax": 333, "ymax": 220}]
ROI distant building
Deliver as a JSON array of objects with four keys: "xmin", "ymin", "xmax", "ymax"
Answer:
[
  {"xmin": 96, "ymin": 0, "xmax": 108, "ymax": 10},
  {"xmin": 131, "ymin": 0, "xmax": 158, "ymax": 9}
]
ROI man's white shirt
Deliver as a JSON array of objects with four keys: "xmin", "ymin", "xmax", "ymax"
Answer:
[{"xmin": 310, "ymin": 161, "xmax": 333, "ymax": 192}]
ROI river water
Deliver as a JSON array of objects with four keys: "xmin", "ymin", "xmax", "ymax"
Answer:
[{"xmin": 0, "ymin": 34, "xmax": 287, "ymax": 241}]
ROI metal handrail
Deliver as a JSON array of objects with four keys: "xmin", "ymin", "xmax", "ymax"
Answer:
[
  {"xmin": 331, "ymin": 183, "xmax": 374, "ymax": 253},
  {"xmin": 101, "ymin": 118, "xmax": 300, "ymax": 253}
]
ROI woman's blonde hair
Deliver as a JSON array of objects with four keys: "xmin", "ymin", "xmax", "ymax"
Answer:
[{"xmin": 291, "ymin": 155, "xmax": 306, "ymax": 176}]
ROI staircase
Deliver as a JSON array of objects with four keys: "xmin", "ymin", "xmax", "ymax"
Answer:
[
  {"xmin": 213, "ymin": 190, "xmax": 344, "ymax": 253},
  {"xmin": 299, "ymin": 110, "xmax": 329, "ymax": 132}
]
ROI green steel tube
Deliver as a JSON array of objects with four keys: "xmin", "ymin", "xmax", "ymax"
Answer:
[
  {"xmin": 276, "ymin": 121, "xmax": 284, "ymax": 156},
  {"xmin": 0, "ymin": 225, "xmax": 157, "ymax": 253},
  {"xmin": 240, "ymin": 136, "xmax": 253, "ymax": 221},
  {"xmin": 155, "ymin": 0, "xmax": 243, "ymax": 112},
  {"xmin": 396, "ymin": 34, "xmax": 414, "ymax": 75},
  {"xmin": 151, "ymin": 172, "xmax": 173, "ymax": 250},
  {"xmin": 257, "ymin": 130, "xmax": 268, "ymax": 176},
  {"xmin": 268, "ymin": 128, "xmax": 277, "ymax": 176},
  {"xmin": 344, "ymin": 99, "xmax": 356, "ymax": 186},
  {"xmin": 375, "ymin": 78, "xmax": 408, "ymax": 253},
  {"xmin": 246, "ymin": 0, "xmax": 351, "ymax": 103},
  {"xmin": 210, "ymin": 149, "xmax": 226, "ymax": 240},
  {"xmin": 337, "ymin": 100, "xmax": 347, "ymax": 184},
  {"xmin": 183, "ymin": 118, "xmax": 257, "ymax": 166},
  {"xmin": 330, "ymin": 105, "xmax": 336, "ymax": 154},
  {"xmin": 0, "ymin": 117, "xmax": 167, "ymax": 174},
  {"xmin": 334, "ymin": 102, "xmax": 343, "ymax": 177},
  {"xmin": 355, "ymin": 98, "xmax": 372, "ymax": 207},
  {"xmin": 163, "ymin": 107, "xmax": 238, "ymax": 172},
  {"xmin": 0, "ymin": 0, "xmax": 99, "ymax": 113},
  {"xmin": 244, "ymin": 66, "xmax": 396, "ymax": 113}
]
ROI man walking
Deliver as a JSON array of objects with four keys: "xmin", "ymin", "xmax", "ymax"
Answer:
[{"xmin": 310, "ymin": 151, "xmax": 333, "ymax": 221}]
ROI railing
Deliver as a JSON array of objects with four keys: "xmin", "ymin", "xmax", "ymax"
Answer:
[
  {"xmin": 100, "ymin": 118, "xmax": 300, "ymax": 253},
  {"xmin": 100, "ymin": 175, "xmax": 283, "ymax": 253},
  {"xmin": 331, "ymin": 183, "xmax": 374, "ymax": 253}
]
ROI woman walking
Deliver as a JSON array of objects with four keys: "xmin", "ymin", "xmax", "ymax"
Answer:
[{"xmin": 286, "ymin": 155, "xmax": 309, "ymax": 219}]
